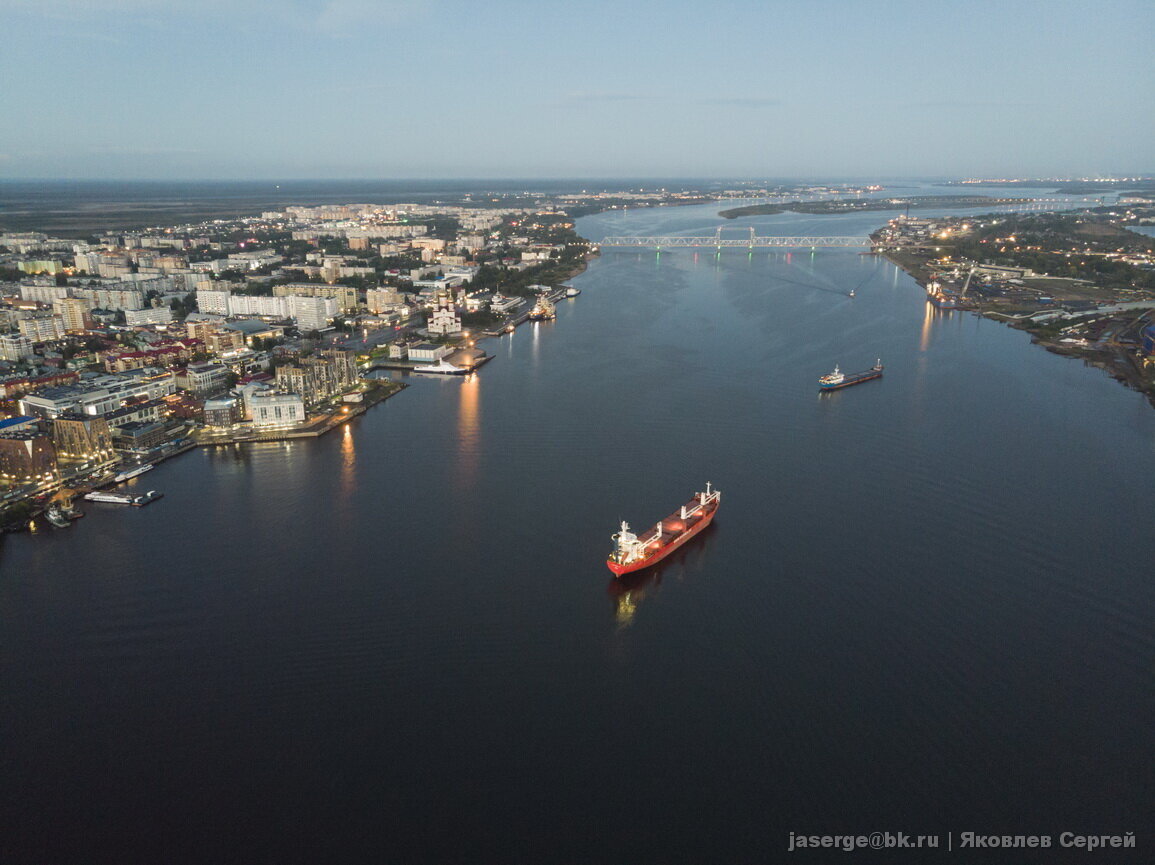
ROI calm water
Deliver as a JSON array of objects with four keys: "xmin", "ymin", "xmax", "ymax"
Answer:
[{"xmin": 3, "ymin": 201, "xmax": 1154, "ymax": 864}]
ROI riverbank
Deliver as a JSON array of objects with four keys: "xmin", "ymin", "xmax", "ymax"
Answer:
[
  {"xmin": 878, "ymin": 248, "xmax": 1155, "ymax": 407},
  {"xmin": 1, "ymin": 381, "xmax": 409, "ymax": 532}
]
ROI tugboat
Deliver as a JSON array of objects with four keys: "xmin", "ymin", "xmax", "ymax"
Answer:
[
  {"xmin": 819, "ymin": 359, "xmax": 883, "ymax": 390},
  {"xmin": 607, "ymin": 483, "xmax": 721, "ymax": 576},
  {"xmin": 44, "ymin": 506, "xmax": 71, "ymax": 528}
]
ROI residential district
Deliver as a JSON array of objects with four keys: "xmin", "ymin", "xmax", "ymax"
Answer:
[
  {"xmin": 3, "ymin": 181, "xmax": 1155, "ymax": 530},
  {"xmin": 0, "ymin": 189, "xmax": 627, "ymax": 529}
]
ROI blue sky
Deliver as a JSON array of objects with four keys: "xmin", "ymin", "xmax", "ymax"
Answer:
[{"xmin": 1, "ymin": 0, "xmax": 1152, "ymax": 180}]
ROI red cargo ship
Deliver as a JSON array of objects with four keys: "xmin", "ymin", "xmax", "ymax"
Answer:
[{"xmin": 606, "ymin": 483, "xmax": 721, "ymax": 576}]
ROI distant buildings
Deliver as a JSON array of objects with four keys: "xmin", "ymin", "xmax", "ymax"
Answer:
[{"xmin": 193, "ymin": 287, "xmax": 338, "ymax": 331}]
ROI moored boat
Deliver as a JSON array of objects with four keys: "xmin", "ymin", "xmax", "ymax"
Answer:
[
  {"xmin": 85, "ymin": 489, "xmax": 163, "ymax": 506},
  {"xmin": 45, "ymin": 506, "xmax": 71, "ymax": 528},
  {"xmin": 113, "ymin": 464, "xmax": 153, "ymax": 483},
  {"xmin": 607, "ymin": 483, "xmax": 721, "ymax": 576},
  {"xmin": 528, "ymin": 297, "xmax": 556, "ymax": 321},
  {"xmin": 926, "ymin": 280, "xmax": 958, "ymax": 309},
  {"xmin": 412, "ymin": 359, "xmax": 468, "ymax": 375},
  {"xmin": 819, "ymin": 359, "xmax": 883, "ymax": 390}
]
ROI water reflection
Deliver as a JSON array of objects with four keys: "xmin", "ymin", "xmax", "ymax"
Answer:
[
  {"xmin": 606, "ymin": 523, "xmax": 719, "ymax": 628},
  {"xmin": 339, "ymin": 421, "xmax": 356, "ymax": 498},
  {"xmin": 919, "ymin": 300, "xmax": 934, "ymax": 352},
  {"xmin": 457, "ymin": 373, "xmax": 481, "ymax": 488},
  {"xmin": 607, "ymin": 569, "xmax": 662, "ymax": 630}
]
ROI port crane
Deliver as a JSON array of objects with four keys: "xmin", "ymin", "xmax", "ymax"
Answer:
[{"xmin": 958, "ymin": 265, "xmax": 977, "ymax": 299}]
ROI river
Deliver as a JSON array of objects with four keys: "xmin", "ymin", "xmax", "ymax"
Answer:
[{"xmin": 2, "ymin": 200, "xmax": 1153, "ymax": 864}]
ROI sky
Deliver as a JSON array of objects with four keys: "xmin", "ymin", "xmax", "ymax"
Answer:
[{"xmin": 1, "ymin": 0, "xmax": 1153, "ymax": 180}]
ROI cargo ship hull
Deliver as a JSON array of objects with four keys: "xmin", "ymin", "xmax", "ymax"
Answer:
[
  {"xmin": 819, "ymin": 368, "xmax": 882, "ymax": 390},
  {"xmin": 928, "ymin": 295, "xmax": 958, "ymax": 309},
  {"xmin": 607, "ymin": 485, "xmax": 721, "ymax": 576}
]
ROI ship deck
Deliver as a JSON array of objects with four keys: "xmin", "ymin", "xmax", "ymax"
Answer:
[{"xmin": 643, "ymin": 498, "xmax": 717, "ymax": 547}]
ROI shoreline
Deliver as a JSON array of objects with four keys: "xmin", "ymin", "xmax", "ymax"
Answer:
[
  {"xmin": 878, "ymin": 249, "xmax": 1155, "ymax": 408},
  {"xmin": 2, "ymin": 381, "xmax": 409, "ymax": 533}
]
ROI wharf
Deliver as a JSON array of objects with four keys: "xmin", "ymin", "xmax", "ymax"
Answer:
[
  {"xmin": 365, "ymin": 352, "xmax": 494, "ymax": 373},
  {"xmin": 195, "ymin": 381, "xmax": 406, "ymax": 446}
]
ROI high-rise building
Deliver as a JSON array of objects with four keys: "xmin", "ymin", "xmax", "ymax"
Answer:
[
  {"xmin": 274, "ymin": 283, "xmax": 359, "ymax": 312},
  {"xmin": 53, "ymin": 297, "xmax": 93, "ymax": 333},
  {"xmin": 18, "ymin": 315, "xmax": 66, "ymax": 342},
  {"xmin": 195, "ymin": 289, "xmax": 231, "ymax": 315},
  {"xmin": 288, "ymin": 296, "xmax": 338, "ymax": 332},
  {"xmin": 20, "ymin": 284, "xmax": 70, "ymax": 304},
  {"xmin": 0, "ymin": 333, "xmax": 35, "ymax": 361}
]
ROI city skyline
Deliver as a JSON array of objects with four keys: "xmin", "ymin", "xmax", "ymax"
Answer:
[{"xmin": 2, "ymin": 0, "xmax": 1154, "ymax": 180}]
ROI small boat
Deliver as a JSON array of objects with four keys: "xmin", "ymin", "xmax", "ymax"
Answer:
[
  {"xmin": 412, "ymin": 359, "xmax": 468, "ymax": 375},
  {"xmin": 848, "ymin": 289, "xmax": 856, "ymax": 298},
  {"xmin": 113, "ymin": 464, "xmax": 153, "ymax": 483},
  {"xmin": 819, "ymin": 359, "xmax": 883, "ymax": 390}
]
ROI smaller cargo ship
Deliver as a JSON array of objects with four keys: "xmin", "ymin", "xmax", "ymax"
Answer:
[
  {"xmin": 819, "ymin": 359, "xmax": 883, "ymax": 390},
  {"xmin": 607, "ymin": 483, "xmax": 721, "ymax": 576},
  {"xmin": 926, "ymin": 280, "xmax": 958, "ymax": 309},
  {"xmin": 528, "ymin": 297, "xmax": 556, "ymax": 321}
]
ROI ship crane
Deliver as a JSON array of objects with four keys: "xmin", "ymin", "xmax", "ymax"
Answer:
[{"xmin": 958, "ymin": 265, "xmax": 977, "ymax": 299}]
